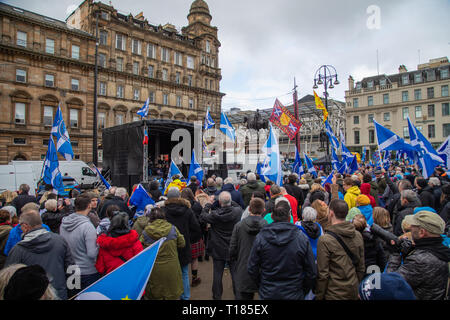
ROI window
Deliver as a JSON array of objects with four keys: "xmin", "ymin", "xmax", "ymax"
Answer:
[
  {"xmin": 427, "ymin": 70, "xmax": 436, "ymax": 81},
  {"xmin": 444, "ymin": 124, "xmax": 450, "ymax": 137},
  {"xmin": 367, "ymin": 81, "xmax": 374, "ymax": 89},
  {"xmin": 116, "ymin": 57, "xmax": 123, "ymax": 72},
  {"xmin": 428, "ymin": 124, "xmax": 435, "ymax": 139},
  {"xmin": 163, "ymin": 94, "xmax": 168, "ymax": 105},
  {"xmin": 354, "ymin": 131, "xmax": 360, "ymax": 144},
  {"xmin": 403, "ymin": 127, "xmax": 409, "ymax": 138},
  {"xmin": 379, "ymin": 78, "xmax": 386, "ymax": 86},
  {"xmin": 383, "ymin": 112, "xmax": 390, "ymax": 121},
  {"xmin": 187, "ymin": 56, "xmax": 195, "ymax": 69},
  {"xmin": 415, "ymin": 106, "xmax": 422, "ymax": 118},
  {"xmin": 70, "ymin": 109, "xmax": 78, "ymax": 128},
  {"xmin": 427, "ymin": 87, "xmax": 434, "ymax": 99},
  {"xmin": 116, "ymin": 85, "xmax": 124, "ymax": 98},
  {"xmin": 174, "ymin": 51, "xmax": 182, "ymax": 66},
  {"xmin": 414, "ymin": 73, "xmax": 422, "ymax": 83},
  {"xmin": 368, "ymin": 114, "xmax": 374, "ymax": 123},
  {"xmin": 401, "ymin": 74, "xmax": 409, "ymax": 85},
  {"xmin": 71, "ymin": 78, "xmax": 79, "ymax": 91},
  {"xmin": 428, "ymin": 104, "xmax": 435, "ymax": 117},
  {"xmin": 98, "ymin": 112, "xmax": 106, "ymax": 129},
  {"xmin": 99, "ymin": 81, "xmax": 106, "ymax": 96},
  {"xmin": 43, "ymin": 106, "xmax": 53, "ymax": 126},
  {"xmin": 352, "ymin": 98, "xmax": 358, "ymax": 108},
  {"xmin": 414, "ymin": 89, "xmax": 421, "ymax": 100},
  {"xmin": 148, "ymin": 65, "xmax": 154, "ymax": 78},
  {"xmin": 100, "ymin": 11, "xmax": 109, "ymax": 20},
  {"xmin": 45, "ymin": 38, "xmax": 54, "ymax": 54},
  {"xmin": 132, "ymin": 39, "xmax": 141, "ymax": 55},
  {"xmin": 176, "ymin": 96, "xmax": 182, "ymax": 107},
  {"xmin": 383, "ymin": 93, "xmax": 389, "ymax": 104},
  {"xmin": 367, "ymin": 96, "xmax": 373, "ymax": 106},
  {"xmin": 175, "ymin": 72, "xmax": 181, "ymax": 84},
  {"xmin": 99, "ymin": 31, "xmax": 108, "ymax": 45},
  {"xmin": 356, "ymin": 83, "xmax": 362, "ymax": 90},
  {"xmin": 402, "ymin": 91, "xmax": 408, "ymax": 102},
  {"xmin": 116, "ymin": 114, "xmax": 123, "ymax": 125},
  {"xmin": 205, "ymin": 78, "xmax": 209, "ymax": 89},
  {"xmin": 441, "ymin": 68, "xmax": 449, "ymax": 79},
  {"xmin": 45, "ymin": 74, "xmax": 54, "ymax": 87},
  {"xmin": 188, "ymin": 75, "xmax": 193, "ymax": 86},
  {"xmin": 402, "ymin": 107, "xmax": 409, "ymax": 120},
  {"xmin": 442, "ymin": 85, "xmax": 449, "ymax": 97},
  {"xmin": 16, "ymin": 69, "xmax": 26, "ymax": 82},
  {"xmin": 15, "ymin": 103, "xmax": 25, "ymax": 124},
  {"xmin": 443, "ymin": 103, "xmax": 450, "ymax": 116},
  {"xmin": 71, "ymin": 44, "xmax": 80, "ymax": 59},
  {"xmin": 133, "ymin": 88, "xmax": 140, "ymax": 100},
  {"xmin": 13, "ymin": 138, "xmax": 26, "ymax": 145},
  {"xmin": 149, "ymin": 91, "xmax": 155, "ymax": 103},
  {"xmin": 188, "ymin": 98, "xmax": 194, "ymax": 109},
  {"xmin": 161, "ymin": 47, "xmax": 170, "ymax": 63},
  {"xmin": 147, "ymin": 43, "xmax": 156, "ymax": 59},
  {"xmin": 17, "ymin": 31, "xmax": 27, "ymax": 47},
  {"xmin": 162, "ymin": 68, "xmax": 168, "ymax": 81},
  {"xmin": 133, "ymin": 61, "xmax": 139, "ymax": 75},
  {"xmin": 115, "ymin": 33, "xmax": 126, "ymax": 51},
  {"xmin": 210, "ymin": 80, "xmax": 214, "ymax": 91},
  {"xmin": 206, "ymin": 40, "xmax": 211, "ymax": 53},
  {"xmin": 98, "ymin": 53, "xmax": 106, "ymax": 68},
  {"xmin": 353, "ymin": 116, "xmax": 359, "ymax": 124},
  {"xmin": 369, "ymin": 129, "xmax": 375, "ymax": 144}
]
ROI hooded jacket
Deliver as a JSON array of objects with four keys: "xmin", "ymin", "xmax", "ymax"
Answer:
[
  {"xmin": 360, "ymin": 183, "xmax": 376, "ymax": 208},
  {"xmin": 164, "ymin": 197, "xmax": 201, "ymax": 266},
  {"xmin": 360, "ymin": 229, "xmax": 387, "ymax": 272},
  {"xmin": 418, "ymin": 186, "xmax": 436, "ymax": 209},
  {"xmin": 5, "ymin": 227, "xmax": 74, "ymax": 300},
  {"xmin": 296, "ymin": 221, "xmax": 323, "ymax": 259},
  {"xmin": 59, "ymin": 213, "xmax": 99, "ymax": 275},
  {"xmin": 392, "ymin": 198, "xmax": 422, "ymax": 236},
  {"xmin": 344, "ymin": 186, "xmax": 361, "ymax": 210},
  {"xmin": 229, "ymin": 215, "xmax": 268, "ymax": 293},
  {"xmin": 357, "ymin": 204, "xmax": 374, "ymax": 226},
  {"xmin": 216, "ymin": 183, "xmax": 245, "ymax": 209},
  {"xmin": 247, "ymin": 221, "xmax": 316, "ymax": 300},
  {"xmin": 41, "ymin": 209, "xmax": 70, "ymax": 234},
  {"xmin": 315, "ymin": 221, "xmax": 365, "ymax": 300},
  {"xmin": 200, "ymin": 202, "xmax": 242, "ymax": 260},
  {"xmin": 239, "ymin": 181, "xmax": 266, "ymax": 207},
  {"xmin": 284, "ymin": 183, "xmax": 305, "ymax": 208}
]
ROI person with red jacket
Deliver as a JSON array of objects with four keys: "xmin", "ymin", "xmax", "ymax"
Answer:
[
  {"xmin": 95, "ymin": 211, "xmax": 143, "ymax": 275},
  {"xmin": 360, "ymin": 183, "xmax": 376, "ymax": 209},
  {"xmin": 280, "ymin": 187, "xmax": 298, "ymax": 223}
]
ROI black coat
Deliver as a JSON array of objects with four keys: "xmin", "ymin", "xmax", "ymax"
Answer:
[
  {"xmin": 41, "ymin": 209, "xmax": 71, "ymax": 234},
  {"xmin": 393, "ymin": 198, "xmax": 422, "ymax": 236},
  {"xmin": 229, "ymin": 215, "xmax": 267, "ymax": 293},
  {"xmin": 360, "ymin": 230, "xmax": 387, "ymax": 272},
  {"xmin": 284, "ymin": 183, "xmax": 305, "ymax": 208},
  {"xmin": 247, "ymin": 222, "xmax": 316, "ymax": 300},
  {"xmin": 12, "ymin": 194, "xmax": 38, "ymax": 216},
  {"xmin": 215, "ymin": 183, "xmax": 245, "ymax": 209},
  {"xmin": 98, "ymin": 196, "xmax": 133, "ymax": 220},
  {"xmin": 418, "ymin": 186, "xmax": 435, "ymax": 209},
  {"xmin": 164, "ymin": 198, "xmax": 202, "ymax": 266},
  {"xmin": 200, "ymin": 202, "xmax": 242, "ymax": 260}
]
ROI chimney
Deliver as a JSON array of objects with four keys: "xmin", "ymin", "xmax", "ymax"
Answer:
[
  {"xmin": 348, "ymin": 75, "xmax": 354, "ymax": 90},
  {"xmin": 398, "ymin": 65, "xmax": 408, "ymax": 73}
]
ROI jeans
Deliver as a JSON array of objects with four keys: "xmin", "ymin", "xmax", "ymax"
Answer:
[
  {"xmin": 212, "ymin": 258, "xmax": 236, "ymax": 300},
  {"xmin": 236, "ymin": 291, "xmax": 255, "ymax": 300},
  {"xmin": 180, "ymin": 264, "xmax": 190, "ymax": 300}
]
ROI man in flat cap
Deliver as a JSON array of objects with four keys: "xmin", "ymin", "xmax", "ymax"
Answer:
[{"xmin": 386, "ymin": 210, "xmax": 450, "ymax": 300}]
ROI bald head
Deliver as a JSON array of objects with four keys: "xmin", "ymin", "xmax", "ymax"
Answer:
[{"xmin": 219, "ymin": 191, "xmax": 232, "ymax": 207}]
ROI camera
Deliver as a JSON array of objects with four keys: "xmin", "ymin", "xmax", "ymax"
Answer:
[{"xmin": 370, "ymin": 223, "xmax": 413, "ymax": 256}]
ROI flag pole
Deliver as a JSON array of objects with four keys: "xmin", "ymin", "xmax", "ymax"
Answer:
[{"xmin": 143, "ymin": 119, "xmax": 148, "ymax": 184}]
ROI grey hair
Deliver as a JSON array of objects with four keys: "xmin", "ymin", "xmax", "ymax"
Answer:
[
  {"xmin": 240, "ymin": 179, "xmax": 247, "ymax": 185},
  {"xmin": 215, "ymin": 177, "xmax": 223, "ymax": 187},
  {"xmin": 428, "ymin": 177, "xmax": 440, "ymax": 187},
  {"xmin": 115, "ymin": 187, "xmax": 127, "ymax": 199},
  {"xmin": 247, "ymin": 172, "xmax": 256, "ymax": 182},
  {"xmin": 218, "ymin": 191, "xmax": 232, "ymax": 207},
  {"xmin": 224, "ymin": 177, "xmax": 234, "ymax": 185},
  {"xmin": 275, "ymin": 196, "xmax": 290, "ymax": 208},
  {"xmin": 401, "ymin": 189, "xmax": 419, "ymax": 203},
  {"xmin": 302, "ymin": 207, "xmax": 318, "ymax": 222},
  {"xmin": 18, "ymin": 209, "xmax": 42, "ymax": 227}
]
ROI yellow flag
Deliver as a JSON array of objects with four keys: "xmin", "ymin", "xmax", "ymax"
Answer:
[{"xmin": 314, "ymin": 91, "xmax": 328, "ymax": 122}]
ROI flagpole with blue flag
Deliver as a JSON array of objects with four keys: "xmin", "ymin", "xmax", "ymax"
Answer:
[
  {"xmin": 93, "ymin": 165, "xmax": 111, "ymax": 190},
  {"xmin": 129, "ymin": 184, "xmax": 155, "ymax": 217},
  {"xmin": 321, "ymin": 171, "xmax": 334, "ymax": 187},
  {"xmin": 261, "ymin": 124, "xmax": 282, "ymax": 186},
  {"xmin": 74, "ymin": 237, "xmax": 164, "ymax": 300},
  {"xmin": 42, "ymin": 135, "xmax": 65, "ymax": 195},
  {"xmin": 164, "ymin": 160, "xmax": 184, "ymax": 194},
  {"xmin": 51, "ymin": 104, "xmax": 74, "ymax": 161},
  {"xmin": 292, "ymin": 146, "xmax": 305, "ymax": 178},
  {"xmin": 137, "ymin": 98, "xmax": 150, "ymax": 183},
  {"xmin": 303, "ymin": 153, "xmax": 317, "ymax": 178},
  {"xmin": 324, "ymin": 120, "xmax": 339, "ymax": 150},
  {"xmin": 437, "ymin": 136, "xmax": 450, "ymax": 169},
  {"xmin": 188, "ymin": 149, "xmax": 204, "ymax": 186}
]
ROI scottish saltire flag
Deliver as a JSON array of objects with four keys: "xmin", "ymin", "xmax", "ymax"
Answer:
[
  {"xmin": 43, "ymin": 136, "xmax": 65, "ymax": 194},
  {"xmin": 341, "ymin": 142, "xmax": 353, "ymax": 164},
  {"xmin": 304, "ymin": 153, "xmax": 317, "ymax": 178},
  {"xmin": 188, "ymin": 149, "xmax": 204, "ymax": 184},
  {"xmin": 292, "ymin": 147, "xmax": 305, "ymax": 177},
  {"xmin": 51, "ymin": 104, "xmax": 74, "ymax": 161},
  {"xmin": 437, "ymin": 136, "xmax": 450, "ymax": 169},
  {"xmin": 164, "ymin": 160, "xmax": 184, "ymax": 193},
  {"xmin": 220, "ymin": 112, "xmax": 236, "ymax": 141},
  {"xmin": 204, "ymin": 109, "xmax": 215, "ymax": 130},
  {"xmin": 331, "ymin": 148, "xmax": 340, "ymax": 171},
  {"xmin": 256, "ymin": 162, "xmax": 266, "ymax": 183},
  {"xmin": 321, "ymin": 171, "xmax": 334, "ymax": 187},
  {"xmin": 338, "ymin": 162, "xmax": 348, "ymax": 174},
  {"xmin": 129, "ymin": 184, "xmax": 155, "ymax": 215},
  {"xmin": 407, "ymin": 117, "xmax": 444, "ymax": 178},
  {"xmin": 373, "ymin": 120, "xmax": 414, "ymax": 152},
  {"xmin": 361, "ymin": 146, "xmax": 367, "ymax": 163},
  {"xmin": 93, "ymin": 165, "xmax": 111, "ymax": 190},
  {"xmin": 137, "ymin": 98, "xmax": 150, "ymax": 119},
  {"xmin": 324, "ymin": 120, "xmax": 339, "ymax": 150},
  {"xmin": 75, "ymin": 237, "xmax": 164, "ymax": 300},
  {"xmin": 261, "ymin": 124, "xmax": 283, "ymax": 186},
  {"xmin": 347, "ymin": 156, "xmax": 359, "ymax": 174},
  {"xmin": 340, "ymin": 129, "xmax": 346, "ymax": 146}
]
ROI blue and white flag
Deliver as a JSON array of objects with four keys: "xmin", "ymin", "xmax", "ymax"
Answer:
[
  {"xmin": 331, "ymin": 148, "xmax": 340, "ymax": 171},
  {"xmin": 437, "ymin": 136, "xmax": 450, "ymax": 169},
  {"xmin": 361, "ymin": 146, "xmax": 367, "ymax": 163},
  {"xmin": 43, "ymin": 136, "xmax": 65, "ymax": 194},
  {"xmin": 220, "ymin": 112, "xmax": 236, "ymax": 141},
  {"xmin": 325, "ymin": 120, "xmax": 339, "ymax": 150},
  {"xmin": 129, "ymin": 184, "xmax": 155, "ymax": 216},
  {"xmin": 188, "ymin": 149, "xmax": 204, "ymax": 185},
  {"xmin": 340, "ymin": 129, "xmax": 346, "ymax": 146},
  {"xmin": 137, "ymin": 98, "xmax": 149, "ymax": 119},
  {"xmin": 338, "ymin": 161, "xmax": 348, "ymax": 174},
  {"xmin": 373, "ymin": 119, "xmax": 414, "ymax": 152},
  {"xmin": 347, "ymin": 155, "xmax": 359, "ymax": 174},
  {"xmin": 164, "ymin": 160, "xmax": 184, "ymax": 193},
  {"xmin": 261, "ymin": 124, "xmax": 282, "ymax": 186},
  {"xmin": 341, "ymin": 142, "xmax": 353, "ymax": 162},
  {"xmin": 303, "ymin": 153, "xmax": 317, "ymax": 178},
  {"xmin": 75, "ymin": 237, "xmax": 164, "ymax": 300},
  {"xmin": 407, "ymin": 117, "xmax": 444, "ymax": 178},
  {"xmin": 292, "ymin": 146, "xmax": 305, "ymax": 177},
  {"xmin": 321, "ymin": 171, "xmax": 334, "ymax": 187},
  {"xmin": 93, "ymin": 166, "xmax": 111, "ymax": 190},
  {"xmin": 204, "ymin": 109, "xmax": 215, "ymax": 130},
  {"xmin": 51, "ymin": 104, "xmax": 74, "ymax": 161}
]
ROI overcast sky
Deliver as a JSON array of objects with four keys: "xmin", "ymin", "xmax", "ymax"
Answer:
[{"xmin": 4, "ymin": 0, "xmax": 450, "ymax": 111}]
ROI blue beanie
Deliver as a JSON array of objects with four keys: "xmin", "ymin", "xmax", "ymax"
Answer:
[
  {"xmin": 359, "ymin": 273, "xmax": 416, "ymax": 300},
  {"xmin": 414, "ymin": 207, "xmax": 436, "ymax": 214}
]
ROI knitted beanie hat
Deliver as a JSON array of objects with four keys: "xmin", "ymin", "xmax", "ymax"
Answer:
[{"xmin": 356, "ymin": 194, "xmax": 371, "ymax": 206}]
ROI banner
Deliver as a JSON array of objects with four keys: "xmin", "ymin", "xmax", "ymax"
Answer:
[{"xmin": 269, "ymin": 99, "xmax": 302, "ymax": 140}]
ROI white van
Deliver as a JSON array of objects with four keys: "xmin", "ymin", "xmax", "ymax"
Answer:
[{"xmin": 0, "ymin": 164, "xmax": 37, "ymax": 195}]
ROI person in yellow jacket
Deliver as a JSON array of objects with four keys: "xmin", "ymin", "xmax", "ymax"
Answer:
[
  {"xmin": 164, "ymin": 175, "xmax": 187, "ymax": 195},
  {"xmin": 343, "ymin": 177, "xmax": 361, "ymax": 210}
]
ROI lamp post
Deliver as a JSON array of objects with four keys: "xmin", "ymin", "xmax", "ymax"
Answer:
[
  {"xmin": 92, "ymin": 10, "xmax": 99, "ymax": 166},
  {"xmin": 313, "ymin": 65, "xmax": 339, "ymax": 165}
]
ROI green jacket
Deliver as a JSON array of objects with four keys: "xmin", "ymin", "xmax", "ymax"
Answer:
[
  {"xmin": 132, "ymin": 216, "xmax": 150, "ymax": 237},
  {"xmin": 239, "ymin": 181, "xmax": 266, "ymax": 207},
  {"xmin": 140, "ymin": 219, "xmax": 185, "ymax": 300}
]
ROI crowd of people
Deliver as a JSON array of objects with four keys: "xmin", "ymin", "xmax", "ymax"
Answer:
[{"xmin": 0, "ymin": 161, "xmax": 449, "ymax": 301}]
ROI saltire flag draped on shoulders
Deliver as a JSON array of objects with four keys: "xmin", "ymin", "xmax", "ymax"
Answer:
[
  {"xmin": 204, "ymin": 109, "xmax": 215, "ymax": 130},
  {"xmin": 137, "ymin": 98, "xmax": 150, "ymax": 119},
  {"xmin": 51, "ymin": 104, "xmax": 74, "ymax": 161},
  {"xmin": 93, "ymin": 165, "xmax": 111, "ymax": 190},
  {"xmin": 303, "ymin": 153, "xmax": 317, "ymax": 178},
  {"xmin": 164, "ymin": 160, "xmax": 184, "ymax": 194},
  {"xmin": 75, "ymin": 237, "xmax": 164, "ymax": 300},
  {"xmin": 313, "ymin": 91, "xmax": 328, "ymax": 123},
  {"xmin": 324, "ymin": 120, "xmax": 339, "ymax": 150},
  {"xmin": 129, "ymin": 184, "xmax": 155, "ymax": 216},
  {"xmin": 268, "ymin": 98, "xmax": 302, "ymax": 140},
  {"xmin": 188, "ymin": 149, "xmax": 204, "ymax": 185},
  {"xmin": 261, "ymin": 124, "xmax": 283, "ymax": 186},
  {"xmin": 220, "ymin": 112, "xmax": 236, "ymax": 141},
  {"xmin": 407, "ymin": 117, "xmax": 444, "ymax": 178},
  {"xmin": 437, "ymin": 136, "xmax": 450, "ymax": 169},
  {"xmin": 292, "ymin": 146, "xmax": 305, "ymax": 177},
  {"xmin": 43, "ymin": 135, "xmax": 65, "ymax": 194},
  {"xmin": 373, "ymin": 119, "xmax": 415, "ymax": 152}
]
